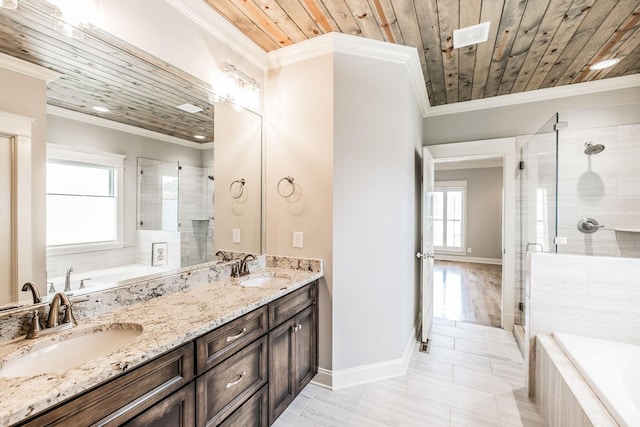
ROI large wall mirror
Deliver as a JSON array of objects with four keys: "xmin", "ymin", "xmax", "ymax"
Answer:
[{"xmin": 0, "ymin": 0, "xmax": 263, "ymax": 305}]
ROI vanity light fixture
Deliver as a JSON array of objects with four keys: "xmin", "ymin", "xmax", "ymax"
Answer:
[
  {"xmin": 92, "ymin": 106, "xmax": 109, "ymax": 113},
  {"xmin": 0, "ymin": 0, "xmax": 18, "ymax": 10},
  {"xmin": 589, "ymin": 58, "xmax": 620, "ymax": 71},
  {"xmin": 215, "ymin": 62, "xmax": 261, "ymax": 111},
  {"xmin": 49, "ymin": 0, "xmax": 98, "ymax": 40}
]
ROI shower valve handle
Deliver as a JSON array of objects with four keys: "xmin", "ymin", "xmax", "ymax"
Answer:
[{"xmin": 577, "ymin": 218, "xmax": 604, "ymax": 234}]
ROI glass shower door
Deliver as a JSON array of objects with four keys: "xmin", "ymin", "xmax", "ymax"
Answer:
[{"xmin": 517, "ymin": 114, "xmax": 558, "ymax": 325}]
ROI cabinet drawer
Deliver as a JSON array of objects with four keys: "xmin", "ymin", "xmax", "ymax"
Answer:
[
  {"xmin": 20, "ymin": 343, "xmax": 195, "ymax": 427},
  {"xmin": 122, "ymin": 383, "xmax": 195, "ymax": 427},
  {"xmin": 269, "ymin": 281, "xmax": 317, "ymax": 329},
  {"xmin": 196, "ymin": 336, "xmax": 268, "ymax": 426},
  {"xmin": 196, "ymin": 306, "xmax": 268, "ymax": 374},
  {"xmin": 219, "ymin": 385, "xmax": 268, "ymax": 427}
]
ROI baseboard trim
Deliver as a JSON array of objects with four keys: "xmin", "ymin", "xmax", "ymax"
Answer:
[
  {"xmin": 311, "ymin": 328, "xmax": 416, "ymax": 390},
  {"xmin": 435, "ymin": 254, "xmax": 502, "ymax": 265}
]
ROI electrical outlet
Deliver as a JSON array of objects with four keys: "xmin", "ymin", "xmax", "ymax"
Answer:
[
  {"xmin": 467, "ymin": 247, "xmax": 472, "ymax": 253},
  {"xmin": 293, "ymin": 231, "xmax": 303, "ymax": 248},
  {"xmin": 232, "ymin": 228, "xmax": 241, "ymax": 244}
]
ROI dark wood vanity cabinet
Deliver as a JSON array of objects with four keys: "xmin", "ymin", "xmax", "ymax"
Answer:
[
  {"xmin": 268, "ymin": 284, "xmax": 319, "ymax": 424},
  {"xmin": 15, "ymin": 281, "xmax": 318, "ymax": 427}
]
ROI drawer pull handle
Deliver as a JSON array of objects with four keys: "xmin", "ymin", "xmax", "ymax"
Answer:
[
  {"xmin": 226, "ymin": 327, "xmax": 247, "ymax": 342},
  {"xmin": 226, "ymin": 371, "xmax": 246, "ymax": 389}
]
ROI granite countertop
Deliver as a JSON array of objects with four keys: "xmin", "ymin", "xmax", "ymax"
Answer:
[{"xmin": 0, "ymin": 267, "xmax": 322, "ymax": 426}]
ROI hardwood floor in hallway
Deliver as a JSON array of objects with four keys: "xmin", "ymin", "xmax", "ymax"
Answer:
[{"xmin": 433, "ymin": 260, "xmax": 502, "ymax": 328}]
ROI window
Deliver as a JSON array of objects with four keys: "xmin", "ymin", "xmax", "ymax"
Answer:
[
  {"xmin": 46, "ymin": 145, "xmax": 125, "ymax": 253},
  {"xmin": 434, "ymin": 181, "xmax": 467, "ymax": 252}
]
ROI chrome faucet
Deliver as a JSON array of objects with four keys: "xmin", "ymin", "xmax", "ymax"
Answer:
[
  {"xmin": 215, "ymin": 250, "xmax": 231, "ymax": 262},
  {"xmin": 239, "ymin": 254, "xmax": 256, "ymax": 276},
  {"xmin": 26, "ymin": 292, "xmax": 77, "ymax": 339},
  {"xmin": 64, "ymin": 266, "xmax": 73, "ymax": 292}
]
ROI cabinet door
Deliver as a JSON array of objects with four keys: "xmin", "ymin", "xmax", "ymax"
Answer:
[
  {"xmin": 268, "ymin": 318, "xmax": 295, "ymax": 424},
  {"xmin": 219, "ymin": 385, "xmax": 268, "ymax": 427},
  {"xmin": 122, "ymin": 383, "xmax": 195, "ymax": 427},
  {"xmin": 293, "ymin": 305, "xmax": 317, "ymax": 392}
]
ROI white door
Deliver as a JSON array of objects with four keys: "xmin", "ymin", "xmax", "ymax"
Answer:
[
  {"xmin": 418, "ymin": 147, "xmax": 435, "ymax": 342},
  {"xmin": 0, "ymin": 136, "xmax": 13, "ymax": 305}
]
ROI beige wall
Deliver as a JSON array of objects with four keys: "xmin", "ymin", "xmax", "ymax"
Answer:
[
  {"xmin": 213, "ymin": 102, "xmax": 263, "ymax": 253},
  {"xmin": 265, "ymin": 54, "xmax": 335, "ymax": 370},
  {"xmin": 435, "ymin": 167, "xmax": 504, "ymax": 260},
  {"xmin": 0, "ymin": 67, "xmax": 48, "ymax": 292}
]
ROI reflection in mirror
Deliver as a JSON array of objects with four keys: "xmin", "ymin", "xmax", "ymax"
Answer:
[{"xmin": 0, "ymin": 0, "xmax": 263, "ymax": 303}]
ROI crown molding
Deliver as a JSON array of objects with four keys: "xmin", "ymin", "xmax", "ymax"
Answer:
[
  {"xmin": 267, "ymin": 32, "xmax": 431, "ymax": 116},
  {"xmin": 165, "ymin": 0, "xmax": 268, "ymax": 71},
  {"xmin": 0, "ymin": 52, "xmax": 60, "ymax": 83},
  {"xmin": 47, "ymin": 105, "xmax": 213, "ymax": 150},
  {"xmin": 425, "ymin": 74, "xmax": 640, "ymax": 117}
]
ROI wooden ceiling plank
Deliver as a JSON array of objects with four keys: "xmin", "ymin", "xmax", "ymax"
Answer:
[
  {"xmin": 554, "ymin": 0, "xmax": 638, "ymax": 85},
  {"xmin": 366, "ymin": 0, "xmax": 399, "ymax": 43},
  {"xmin": 539, "ymin": 0, "xmax": 616, "ymax": 88},
  {"xmin": 249, "ymin": 0, "xmax": 310, "ymax": 43},
  {"xmin": 203, "ymin": 0, "xmax": 282, "ymax": 50},
  {"xmin": 495, "ymin": 0, "xmax": 551, "ymax": 96},
  {"xmin": 525, "ymin": 0, "xmax": 598, "ymax": 91},
  {"xmin": 0, "ymin": 11, "xmax": 214, "ymax": 108},
  {"xmin": 225, "ymin": 0, "xmax": 295, "ymax": 46},
  {"xmin": 509, "ymin": 0, "xmax": 574, "ymax": 93},
  {"xmin": 574, "ymin": 2, "xmax": 640, "ymax": 82},
  {"xmin": 299, "ymin": 0, "xmax": 338, "ymax": 33},
  {"xmin": 269, "ymin": 0, "xmax": 327, "ymax": 40},
  {"xmin": 482, "ymin": 0, "xmax": 529, "ymax": 98},
  {"xmin": 0, "ymin": 23, "xmax": 210, "ymax": 113},
  {"xmin": 342, "ymin": 0, "xmax": 385, "ymax": 40},
  {"xmin": 0, "ymin": 27, "xmax": 216, "ymax": 118},
  {"xmin": 607, "ymin": 38, "xmax": 640, "ymax": 76},
  {"xmin": 470, "ymin": 0, "xmax": 505, "ymax": 100},
  {"xmin": 457, "ymin": 0, "xmax": 482, "ymax": 102},
  {"xmin": 318, "ymin": 0, "xmax": 363, "ymax": 36},
  {"xmin": 414, "ymin": 0, "xmax": 445, "ymax": 105},
  {"xmin": 436, "ymin": 0, "xmax": 459, "ymax": 103}
]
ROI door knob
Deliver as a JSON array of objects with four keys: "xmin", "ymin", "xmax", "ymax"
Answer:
[{"xmin": 416, "ymin": 252, "xmax": 434, "ymax": 259}]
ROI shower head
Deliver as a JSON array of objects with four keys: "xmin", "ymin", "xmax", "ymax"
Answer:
[{"xmin": 584, "ymin": 142, "xmax": 605, "ymax": 155}]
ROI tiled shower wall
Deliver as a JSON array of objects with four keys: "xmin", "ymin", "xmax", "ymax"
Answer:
[{"xmin": 556, "ymin": 123, "xmax": 640, "ymax": 258}]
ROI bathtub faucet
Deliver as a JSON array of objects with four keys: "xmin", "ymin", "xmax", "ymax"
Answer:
[{"xmin": 64, "ymin": 266, "xmax": 73, "ymax": 292}]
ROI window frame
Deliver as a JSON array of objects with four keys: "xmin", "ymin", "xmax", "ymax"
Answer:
[
  {"xmin": 46, "ymin": 144, "xmax": 126, "ymax": 255},
  {"xmin": 433, "ymin": 180, "xmax": 467, "ymax": 254}
]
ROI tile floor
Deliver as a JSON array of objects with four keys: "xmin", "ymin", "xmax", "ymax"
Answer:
[{"xmin": 273, "ymin": 318, "xmax": 545, "ymax": 426}]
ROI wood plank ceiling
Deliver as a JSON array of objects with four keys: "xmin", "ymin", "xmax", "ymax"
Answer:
[
  {"xmin": 0, "ymin": 0, "xmax": 216, "ymax": 143},
  {"xmin": 203, "ymin": 0, "xmax": 640, "ymax": 106}
]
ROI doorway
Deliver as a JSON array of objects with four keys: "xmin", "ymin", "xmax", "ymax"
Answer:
[{"xmin": 427, "ymin": 138, "xmax": 517, "ymax": 331}]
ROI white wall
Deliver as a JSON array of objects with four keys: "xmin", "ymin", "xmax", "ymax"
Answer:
[
  {"xmin": 423, "ymin": 86, "xmax": 640, "ymax": 145},
  {"xmin": 435, "ymin": 167, "xmax": 503, "ymax": 261},
  {"xmin": 332, "ymin": 52, "xmax": 422, "ymax": 371}
]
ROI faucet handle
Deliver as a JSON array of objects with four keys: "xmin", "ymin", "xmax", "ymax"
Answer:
[{"xmin": 26, "ymin": 310, "xmax": 41, "ymax": 339}]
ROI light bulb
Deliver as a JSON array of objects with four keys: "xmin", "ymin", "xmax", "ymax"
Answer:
[{"xmin": 0, "ymin": 0, "xmax": 18, "ymax": 9}]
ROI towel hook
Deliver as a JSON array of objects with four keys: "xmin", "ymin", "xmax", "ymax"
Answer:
[
  {"xmin": 230, "ymin": 178, "xmax": 245, "ymax": 199},
  {"xmin": 277, "ymin": 176, "xmax": 295, "ymax": 198}
]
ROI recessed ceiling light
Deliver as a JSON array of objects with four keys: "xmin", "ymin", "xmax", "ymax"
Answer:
[
  {"xmin": 176, "ymin": 103, "xmax": 203, "ymax": 113},
  {"xmin": 453, "ymin": 22, "xmax": 491, "ymax": 49},
  {"xmin": 92, "ymin": 106, "xmax": 109, "ymax": 113},
  {"xmin": 194, "ymin": 135, "xmax": 206, "ymax": 140},
  {"xmin": 589, "ymin": 58, "xmax": 620, "ymax": 71}
]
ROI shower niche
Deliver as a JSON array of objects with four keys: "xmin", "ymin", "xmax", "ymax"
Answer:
[{"xmin": 137, "ymin": 158, "xmax": 214, "ymax": 268}]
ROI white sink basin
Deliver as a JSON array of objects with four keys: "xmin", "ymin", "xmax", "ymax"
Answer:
[
  {"xmin": 0, "ymin": 324, "xmax": 143, "ymax": 378},
  {"xmin": 239, "ymin": 273, "xmax": 291, "ymax": 288}
]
